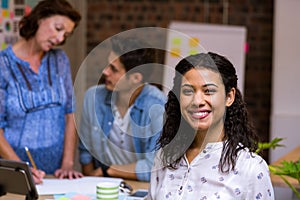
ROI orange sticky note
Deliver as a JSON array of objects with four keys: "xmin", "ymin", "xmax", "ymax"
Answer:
[
  {"xmin": 2, "ymin": 10, "xmax": 9, "ymax": 18},
  {"xmin": 170, "ymin": 48, "xmax": 181, "ymax": 57},
  {"xmin": 189, "ymin": 37, "xmax": 199, "ymax": 47}
]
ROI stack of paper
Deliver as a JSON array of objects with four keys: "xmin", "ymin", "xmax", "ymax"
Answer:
[{"xmin": 36, "ymin": 176, "xmax": 123, "ymax": 195}]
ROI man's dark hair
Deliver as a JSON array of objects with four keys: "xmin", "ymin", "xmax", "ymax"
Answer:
[{"xmin": 110, "ymin": 36, "xmax": 156, "ymax": 82}]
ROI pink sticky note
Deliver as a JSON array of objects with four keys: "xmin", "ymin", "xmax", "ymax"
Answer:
[
  {"xmin": 71, "ymin": 194, "xmax": 92, "ymax": 200},
  {"xmin": 244, "ymin": 42, "xmax": 249, "ymax": 53},
  {"xmin": 10, "ymin": 11, "xmax": 14, "ymax": 19},
  {"xmin": 25, "ymin": 5, "xmax": 32, "ymax": 16}
]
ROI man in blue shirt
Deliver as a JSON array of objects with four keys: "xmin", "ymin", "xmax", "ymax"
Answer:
[{"xmin": 78, "ymin": 36, "xmax": 166, "ymax": 181}]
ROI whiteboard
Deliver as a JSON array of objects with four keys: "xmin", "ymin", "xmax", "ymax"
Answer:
[{"xmin": 163, "ymin": 21, "xmax": 247, "ymax": 94}]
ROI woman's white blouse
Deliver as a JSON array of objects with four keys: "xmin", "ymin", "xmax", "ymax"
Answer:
[{"xmin": 149, "ymin": 142, "xmax": 274, "ymax": 200}]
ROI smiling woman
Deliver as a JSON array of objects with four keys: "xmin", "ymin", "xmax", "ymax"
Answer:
[
  {"xmin": 148, "ymin": 52, "xmax": 275, "ymax": 200},
  {"xmin": 0, "ymin": 0, "xmax": 82, "ymax": 185},
  {"xmin": 179, "ymin": 67, "xmax": 235, "ymax": 135}
]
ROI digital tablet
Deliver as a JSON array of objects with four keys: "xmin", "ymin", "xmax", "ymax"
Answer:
[
  {"xmin": 0, "ymin": 159, "xmax": 38, "ymax": 200},
  {"xmin": 128, "ymin": 189, "xmax": 148, "ymax": 200}
]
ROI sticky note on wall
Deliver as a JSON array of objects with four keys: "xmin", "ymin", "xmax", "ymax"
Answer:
[
  {"xmin": 10, "ymin": 11, "xmax": 14, "ymax": 19},
  {"xmin": 1, "ymin": 0, "xmax": 9, "ymax": 9},
  {"xmin": 189, "ymin": 49, "xmax": 198, "ymax": 55},
  {"xmin": 170, "ymin": 48, "xmax": 181, "ymax": 57},
  {"xmin": 25, "ymin": 5, "xmax": 32, "ymax": 16},
  {"xmin": 2, "ymin": 10, "xmax": 9, "ymax": 18},
  {"xmin": 189, "ymin": 37, "xmax": 199, "ymax": 47},
  {"xmin": 172, "ymin": 37, "xmax": 182, "ymax": 45}
]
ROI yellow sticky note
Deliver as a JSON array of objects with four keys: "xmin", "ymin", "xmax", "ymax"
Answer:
[
  {"xmin": 2, "ymin": 43, "xmax": 7, "ymax": 50},
  {"xmin": 172, "ymin": 37, "xmax": 182, "ymax": 45},
  {"xmin": 189, "ymin": 49, "xmax": 198, "ymax": 55},
  {"xmin": 189, "ymin": 37, "xmax": 199, "ymax": 47}
]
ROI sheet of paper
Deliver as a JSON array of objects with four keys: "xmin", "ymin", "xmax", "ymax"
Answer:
[
  {"xmin": 36, "ymin": 176, "xmax": 123, "ymax": 195},
  {"xmin": 53, "ymin": 192, "xmax": 130, "ymax": 200}
]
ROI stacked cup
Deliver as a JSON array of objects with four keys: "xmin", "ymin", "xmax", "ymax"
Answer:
[{"xmin": 96, "ymin": 181, "xmax": 120, "ymax": 200}]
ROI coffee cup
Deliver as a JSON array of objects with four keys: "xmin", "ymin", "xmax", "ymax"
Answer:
[{"xmin": 96, "ymin": 181, "xmax": 120, "ymax": 200}]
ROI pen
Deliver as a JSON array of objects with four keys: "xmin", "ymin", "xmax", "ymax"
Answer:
[{"xmin": 25, "ymin": 146, "xmax": 37, "ymax": 169}]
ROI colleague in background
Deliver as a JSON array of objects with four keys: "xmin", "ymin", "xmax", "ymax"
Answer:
[
  {"xmin": 0, "ymin": 0, "xmax": 83, "ymax": 184},
  {"xmin": 78, "ymin": 36, "xmax": 166, "ymax": 181},
  {"xmin": 148, "ymin": 52, "xmax": 274, "ymax": 199}
]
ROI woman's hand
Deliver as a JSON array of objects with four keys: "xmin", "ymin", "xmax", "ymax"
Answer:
[
  {"xmin": 31, "ymin": 167, "xmax": 45, "ymax": 184},
  {"xmin": 54, "ymin": 167, "xmax": 83, "ymax": 179},
  {"xmin": 57, "ymin": 113, "xmax": 83, "ymax": 179}
]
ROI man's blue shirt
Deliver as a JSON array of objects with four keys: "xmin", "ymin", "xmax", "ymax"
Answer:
[{"xmin": 78, "ymin": 84, "xmax": 166, "ymax": 181}]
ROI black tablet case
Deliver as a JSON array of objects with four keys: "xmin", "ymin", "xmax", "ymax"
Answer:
[{"xmin": 0, "ymin": 159, "xmax": 38, "ymax": 200}]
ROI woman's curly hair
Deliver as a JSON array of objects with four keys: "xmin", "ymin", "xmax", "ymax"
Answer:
[{"xmin": 157, "ymin": 52, "xmax": 259, "ymax": 173}]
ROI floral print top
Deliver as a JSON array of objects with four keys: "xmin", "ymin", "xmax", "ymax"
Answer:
[
  {"xmin": 0, "ymin": 46, "xmax": 74, "ymax": 174},
  {"xmin": 148, "ymin": 142, "xmax": 274, "ymax": 200}
]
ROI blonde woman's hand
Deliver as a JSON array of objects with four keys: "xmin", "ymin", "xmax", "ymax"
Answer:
[
  {"xmin": 30, "ymin": 167, "xmax": 45, "ymax": 184},
  {"xmin": 54, "ymin": 168, "xmax": 83, "ymax": 179}
]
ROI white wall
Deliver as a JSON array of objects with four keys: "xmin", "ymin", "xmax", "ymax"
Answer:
[
  {"xmin": 62, "ymin": 0, "xmax": 87, "ymax": 126},
  {"xmin": 62, "ymin": 0, "xmax": 87, "ymax": 172},
  {"xmin": 271, "ymin": 0, "xmax": 300, "ymax": 199},
  {"xmin": 163, "ymin": 22, "xmax": 246, "ymax": 95},
  {"xmin": 271, "ymin": 0, "xmax": 300, "ymax": 163}
]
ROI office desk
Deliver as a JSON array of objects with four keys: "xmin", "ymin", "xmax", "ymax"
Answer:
[
  {"xmin": 270, "ymin": 145, "xmax": 300, "ymax": 189},
  {"xmin": 1, "ymin": 178, "xmax": 149, "ymax": 200}
]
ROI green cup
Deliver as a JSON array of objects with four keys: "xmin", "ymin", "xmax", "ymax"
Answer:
[{"xmin": 96, "ymin": 182, "xmax": 120, "ymax": 200}]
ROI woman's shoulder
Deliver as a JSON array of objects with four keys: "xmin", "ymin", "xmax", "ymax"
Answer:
[
  {"xmin": 49, "ymin": 48, "xmax": 68, "ymax": 61},
  {"xmin": 152, "ymin": 148, "xmax": 165, "ymax": 169},
  {"xmin": 0, "ymin": 45, "xmax": 13, "ymax": 57},
  {"xmin": 236, "ymin": 149, "xmax": 273, "ymax": 197},
  {"xmin": 0, "ymin": 46, "xmax": 15, "ymax": 72},
  {"xmin": 50, "ymin": 48, "xmax": 65, "ymax": 55},
  {"xmin": 237, "ymin": 149, "xmax": 270, "ymax": 173}
]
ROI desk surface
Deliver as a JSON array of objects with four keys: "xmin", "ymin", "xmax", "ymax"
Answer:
[
  {"xmin": 270, "ymin": 145, "xmax": 300, "ymax": 189},
  {"xmin": 1, "ymin": 178, "xmax": 149, "ymax": 200}
]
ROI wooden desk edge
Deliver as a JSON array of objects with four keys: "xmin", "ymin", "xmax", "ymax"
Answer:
[
  {"xmin": 271, "ymin": 173, "xmax": 300, "ymax": 189},
  {"xmin": 270, "ymin": 145, "xmax": 300, "ymax": 189},
  {"xmin": 2, "ymin": 178, "xmax": 149, "ymax": 200}
]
